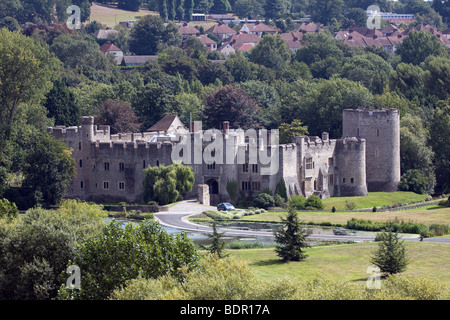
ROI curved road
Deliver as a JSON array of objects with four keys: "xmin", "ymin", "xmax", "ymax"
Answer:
[{"xmin": 154, "ymin": 200, "xmax": 450, "ymax": 243}]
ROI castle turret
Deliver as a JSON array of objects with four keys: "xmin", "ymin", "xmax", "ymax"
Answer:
[{"xmin": 342, "ymin": 109, "xmax": 400, "ymax": 192}]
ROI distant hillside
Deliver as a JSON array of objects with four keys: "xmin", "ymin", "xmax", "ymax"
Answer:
[{"xmin": 90, "ymin": 3, "xmax": 157, "ymax": 28}]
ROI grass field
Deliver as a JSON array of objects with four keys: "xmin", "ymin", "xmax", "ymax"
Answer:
[
  {"xmin": 321, "ymin": 191, "xmax": 430, "ymax": 210},
  {"xmin": 226, "ymin": 241, "xmax": 450, "ymax": 286},
  {"xmin": 90, "ymin": 3, "xmax": 157, "ymax": 27},
  {"xmin": 240, "ymin": 205, "xmax": 450, "ymax": 227}
]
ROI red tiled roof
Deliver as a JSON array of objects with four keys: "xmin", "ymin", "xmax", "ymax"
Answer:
[
  {"xmin": 178, "ymin": 24, "xmax": 200, "ymax": 35},
  {"xmin": 237, "ymin": 43, "xmax": 254, "ymax": 51},
  {"xmin": 297, "ymin": 21, "xmax": 322, "ymax": 33},
  {"xmin": 243, "ymin": 22, "xmax": 276, "ymax": 33},
  {"xmin": 206, "ymin": 23, "xmax": 237, "ymax": 35},
  {"xmin": 99, "ymin": 41, "xmax": 121, "ymax": 54},
  {"xmin": 197, "ymin": 34, "xmax": 217, "ymax": 45}
]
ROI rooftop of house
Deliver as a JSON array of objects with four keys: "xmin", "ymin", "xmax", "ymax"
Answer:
[
  {"xmin": 197, "ymin": 34, "xmax": 217, "ymax": 45},
  {"xmin": 206, "ymin": 23, "xmax": 237, "ymax": 35},
  {"xmin": 146, "ymin": 115, "xmax": 186, "ymax": 133},
  {"xmin": 178, "ymin": 23, "xmax": 201, "ymax": 35},
  {"xmin": 99, "ymin": 41, "xmax": 122, "ymax": 54},
  {"xmin": 95, "ymin": 29, "xmax": 119, "ymax": 39},
  {"xmin": 297, "ymin": 21, "xmax": 322, "ymax": 33},
  {"xmin": 241, "ymin": 22, "xmax": 276, "ymax": 33}
]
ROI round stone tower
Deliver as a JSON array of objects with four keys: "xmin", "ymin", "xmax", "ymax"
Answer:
[{"xmin": 342, "ymin": 109, "xmax": 400, "ymax": 192}]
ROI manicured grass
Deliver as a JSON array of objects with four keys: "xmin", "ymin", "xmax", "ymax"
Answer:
[
  {"xmin": 227, "ymin": 241, "xmax": 450, "ymax": 286},
  {"xmin": 90, "ymin": 3, "xmax": 157, "ymax": 28},
  {"xmin": 240, "ymin": 205, "xmax": 450, "ymax": 227},
  {"xmin": 321, "ymin": 191, "xmax": 430, "ymax": 210}
]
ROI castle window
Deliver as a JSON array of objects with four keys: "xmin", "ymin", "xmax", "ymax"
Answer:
[
  {"xmin": 252, "ymin": 164, "xmax": 258, "ymax": 173},
  {"xmin": 104, "ymin": 162, "xmax": 110, "ymax": 171},
  {"xmin": 241, "ymin": 181, "xmax": 250, "ymax": 191},
  {"xmin": 80, "ymin": 181, "xmax": 84, "ymax": 189},
  {"xmin": 251, "ymin": 181, "xmax": 261, "ymax": 191},
  {"xmin": 119, "ymin": 162, "xmax": 125, "ymax": 172},
  {"xmin": 328, "ymin": 158, "xmax": 334, "ymax": 166},
  {"xmin": 305, "ymin": 158, "xmax": 313, "ymax": 170},
  {"xmin": 242, "ymin": 163, "xmax": 249, "ymax": 172},
  {"xmin": 329, "ymin": 174, "xmax": 334, "ymax": 184},
  {"xmin": 103, "ymin": 181, "xmax": 109, "ymax": 190},
  {"xmin": 118, "ymin": 182, "xmax": 125, "ymax": 190},
  {"xmin": 79, "ymin": 142, "xmax": 81, "ymax": 150},
  {"xmin": 143, "ymin": 160, "xmax": 146, "ymax": 169},
  {"xmin": 156, "ymin": 160, "xmax": 160, "ymax": 166},
  {"xmin": 343, "ymin": 178, "xmax": 346, "ymax": 183},
  {"xmin": 79, "ymin": 160, "xmax": 82, "ymax": 168},
  {"xmin": 351, "ymin": 178, "xmax": 354, "ymax": 184},
  {"xmin": 314, "ymin": 180, "xmax": 317, "ymax": 190},
  {"xmin": 207, "ymin": 162, "xmax": 216, "ymax": 170},
  {"xmin": 357, "ymin": 128, "xmax": 359, "ymax": 136},
  {"xmin": 377, "ymin": 128, "xmax": 380, "ymax": 137}
]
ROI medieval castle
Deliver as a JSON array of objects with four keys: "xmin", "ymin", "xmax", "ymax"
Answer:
[{"xmin": 47, "ymin": 108, "xmax": 400, "ymax": 205}]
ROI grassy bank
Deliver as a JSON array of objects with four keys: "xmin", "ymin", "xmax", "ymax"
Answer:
[
  {"xmin": 227, "ymin": 241, "xmax": 450, "ymax": 286},
  {"xmin": 239, "ymin": 205, "xmax": 450, "ymax": 227},
  {"xmin": 321, "ymin": 191, "xmax": 430, "ymax": 210}
]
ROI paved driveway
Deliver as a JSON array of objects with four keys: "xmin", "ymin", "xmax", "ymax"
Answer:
[{"xmin": 154, "ymin": 200, "xmax": 450, "ymax": 243}]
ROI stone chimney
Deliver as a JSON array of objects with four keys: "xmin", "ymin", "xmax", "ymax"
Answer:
[{"xmin": 222, "ymin": 121, "xmax": 230, "ymax": 134}]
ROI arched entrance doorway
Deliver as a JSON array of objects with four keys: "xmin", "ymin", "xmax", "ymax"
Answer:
[{"xmin": 205, "ymin": 178, "xmax": 219, "ymax": 205}]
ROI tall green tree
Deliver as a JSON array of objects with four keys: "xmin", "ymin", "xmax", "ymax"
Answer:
[
  {"xmin": 309, "ymin": 0, "xmax": 344, "ymax": 25},
  {"xmin": 249, "ymin": 34, "xmax": 292, "ymax": 73},
  {"xmin": 22, "ymin": 133, "xmax": 75, "ymax": 207},
  {"xmin": 396, "ymin": 30, "xmax": 447, "ymax": 65},
  {"xmin": 371, "ymin": 228, "xmax": 409, "ymax": 275},
  {"xmin": 129, "ymin": 15, "xmax": 182, "ymax": 55},
  {"xmin": 278, "ymin": 119, "xmax": 309, "ymax": 144},
  {"xmin": 0, "ymin": 29, "xmax": 59, "ymax": 153},
  {"xmin": 44, "ymin": 79, "xmax": 80, "ymax": 126},
  {"xmin": 274, "ymin": 204, "xmax": 310, "ymax": 262}
]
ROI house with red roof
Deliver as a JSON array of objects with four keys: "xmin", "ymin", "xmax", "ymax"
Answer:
[
  {"xmin": 178, "ymin": 23, "xmax": 201, "ymax": 42},
  {"xmin": 197, "ymin": 34, "xmax": 218, "ymax": 51},
  {"xmin": 99, "ymin": 41, "xmax": 123, "ymax": 64},
  {"xmin": 205, "ymin": 22, "xmax": 237, "ymax": 40}
]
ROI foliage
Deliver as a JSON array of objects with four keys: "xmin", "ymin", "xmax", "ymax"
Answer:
[
  {"xmin": 249, "ymin": 34, "xmax": 292, "ymax": 72},
  {"xmin": 278, "ymin": 119, "xmax": 309, "ymax": 144},
  {"xmin": 226, "ymin": 179, "xmax": 238, "ymax": 204},
  {"xmin": 274, "ymin": 204, "xmax": 310, "ymax": 262},
  {"xmin": 371, "ymin": 228, "xmax": 409, "ymax": 275},
  {"xmin": 0, "ymin": 201, "xmax": 105, "ymax": 300},
  {"xmin": 58, "ymin": 219, "xmax": 199, "ymax": 300},
  {"xmin": 399, "ymin": 169, "xmax": 435, "ymax": 195},
  {"xmin": 0, "ymin": 198, "xmax": 18, "ymax": 220},
  {"xmin": 129, "ymin": 15, "xmax": 181, "ymax": 55},
  {"xmin": 253, "ymin": 192, "xmax": 275, "ymax": 209},
  {"xmin": 96, "ymin": 100, "xmax": 141, "ymax": 134},
  {"xmin": 305, "ymin": 194, "xmax": 324, "ymax": 210},
  {"xmin": 289, "ymin": 195, "xmax": 306, "ymax": 209},
  {"xmin": 396, "ymin": 30, "xmax": 447, "ymax": 65},
  {"xmin": 143, "ymin": 163, "xmax": 194, "ymax": 205},
  {"xmin": 44, "ymin": 79, "xmax": 80, "ymax": 126},
  {"xmin": 22, "ymin": 133, "xmax": 75, "ymax": 208},
  {"xmin": 202, "ymin": 85, "xmax": 262, "ymax": 130},
  {"xmin": 200, "ymin": 220, "xmax": 228, "ymax": 258}
]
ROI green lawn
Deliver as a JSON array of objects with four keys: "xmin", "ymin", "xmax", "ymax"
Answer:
[
  {"xmin": 240, "ymin": 205, "xmax": 450, "ymax": 227},
  {"xmin": 321, "ymin": 191, "xmax": 430, "ymax": 210},
  {"xmin": 90, "ymin": 3, "xmax": 157, "ymax": 28},
  {"xmin": 227, "ymin": 241, "xmax": 450, "ymax": 286}
]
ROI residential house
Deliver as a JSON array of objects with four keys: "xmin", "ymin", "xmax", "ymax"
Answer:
[
  {"xmin": 281, "ymin": 32, "xmax": 303, "ymax": 52},
  {"xmin": 197, "ymin": 34, "xmax": 218, "ymax": 51},
  {"xmin": 218, "ymin": 42, "xmax": 236, "ymax": 56},
  {"xmin": 99, "ymin": 41, "xmax": 123, "ymax": 64},
  {"xmin": 205, "ymin": 22, "xmax": 237, "ymax": 40},
  {"xmin": 240, "ymin": 21, "xmax": 276, "ymax": 37},
  {"xmin": 297, "ymin": 21, "xmax": 323, "ymax": 33},
  {"xmin": 94, "ymin": 29, "xmax": 119, "ymax": 39},
  {"xmin": 178, "ymin": 23, "xmax": 201, "ymax": 42}
]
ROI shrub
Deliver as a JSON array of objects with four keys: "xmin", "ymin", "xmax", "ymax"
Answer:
[
  {"xmin": 253, "ymin": 192, "xmax": 275, "ymax": 209},
  {"xmin": 305, "ymin": 195, "xmax": 324, "ymax": 210},
  {"xmin": 289, "ymin": 195, "xmax": 306, "ymax": 209},
  {"xmin": 345, "ymin": 200, "xmax": 356, "ymax": 210},
  {"xmin": 274, "ymin": 194, "xmax": 286, "ymax": 208},
  {"xmin": 0, "ymin": 198, "xmax": 19, "ymax": 220},
  {"xmin": 399, "ymin": 169, "xmax": 434, "ymax": 195},
  {"xmin": 331, "ymin": 206, "xmax": 336, "ymax": 213}
]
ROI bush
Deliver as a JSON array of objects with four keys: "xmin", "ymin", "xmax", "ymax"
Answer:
[
  {"xmin": 305, "ymin": 195, "xmax": 324, "ymax": 210},
  {"xmin": 0, "ymin": 198, "xmax": 19, "ymax": 220},
  {"xmin": 289, "ymin": 195, "xmax": 306, "ymax": 209},
  {"xmin": 345, "ymin": 200, "xmax": 356, "ymax": 210},
  {"xmin": 253, "ymin": 192, "xmax": 275, "ymax": 209},
  {"xmin": 331, "ymin": 206, "xmax": 336, "ymax": 213},
  {"xmin": 399, "ymin": 169, "xmax": 434, "ymax": 195},
  {"xmin": 274, "ymin": 194, "xmax": 286, "ymax": 208}
]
